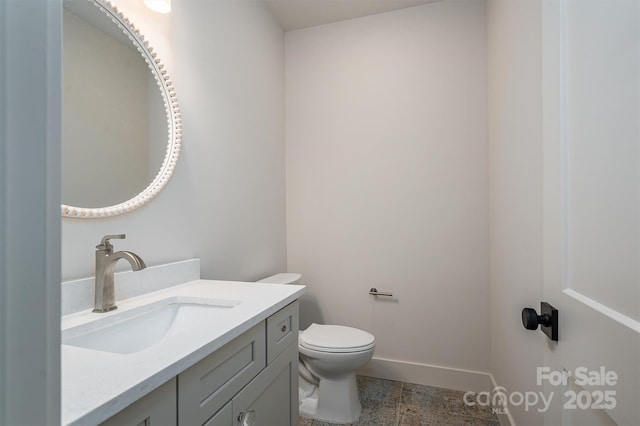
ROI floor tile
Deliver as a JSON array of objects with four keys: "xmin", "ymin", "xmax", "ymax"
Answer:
[
  {"xmin": 401, "ymin": 382, "xmax": 463, "ymax": 407},
  {"xmin": 397, "ymin": 403, "xmax": 500, "ymax": 426},
  {"xmin": 299, "ymin": 417, "xmax": 316, "ymax": 426},
  {"xmin": 357, "ymin": 376, "xmax": 403, "ymax": 405},
  {"xmin": 352, "ymin": 398, "xmax": 398, "ymax": 426},
  {"xmin": 300, "ymin": 376, "xmax": 500, "ymax": 426},
  {"xmin": 397, "ymin": 404, "xmax": 439, "ymax": 426},
  {"xmin": 401, "ymin": 382, "xmax": 497, "ymax": 422}
]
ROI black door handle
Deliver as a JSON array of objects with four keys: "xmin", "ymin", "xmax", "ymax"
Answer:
[
  {"xmin": 522, "ymin": 308, "xmax": 551, "ymax": 329},
  {"xmin": 522, "ymin": 302, "xmax": 558, "ymax": 341}
]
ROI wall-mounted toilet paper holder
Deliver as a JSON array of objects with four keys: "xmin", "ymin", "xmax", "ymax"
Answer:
[{"xmin": 369, "ymin": 288, "xmax": 393, "ymax": 297}]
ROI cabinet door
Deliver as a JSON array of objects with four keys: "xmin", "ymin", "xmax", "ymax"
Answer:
[
  {"xmin": 100, "ymin": 378, "xmax": 176, "ymax": 426},
  {"xmin": 203, "ymin": 401, "xmax": 233, "ymax": 426},
  {"xmin": 178, "ymin": 322, "xmax": 266, "ymax": 425},
  {"xmin": 232, "ymin": 343, "xmax": 298, "ymax": 426}
]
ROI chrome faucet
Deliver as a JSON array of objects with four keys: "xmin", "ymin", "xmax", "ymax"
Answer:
[{"xmin": 93, "ymin": 234, "xmax": 146, "ymax": 313}]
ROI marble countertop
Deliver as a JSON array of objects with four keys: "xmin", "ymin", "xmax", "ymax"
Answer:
[{"xmin": 61, "ymin": 279, "xmax": 305, "ymax": 426}]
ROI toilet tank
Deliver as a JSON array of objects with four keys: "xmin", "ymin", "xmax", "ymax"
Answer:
[{"xmin": 257, "ymin": 273, "xmax": 301, "ymax": 285}]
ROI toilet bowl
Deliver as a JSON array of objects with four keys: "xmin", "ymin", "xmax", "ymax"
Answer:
[{"xmin": 257, "ymin": 273, "xmax": 376, "ymax": 424}]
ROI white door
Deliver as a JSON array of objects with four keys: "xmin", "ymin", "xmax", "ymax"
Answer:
[{"xmin": 542, "ymin": 0, "xmax": 640, "ymax": 425}]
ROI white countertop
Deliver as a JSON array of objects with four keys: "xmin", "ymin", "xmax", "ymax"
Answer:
[{"xmin": 61, "ymin": 279, "xmax": 305, "ymax": 426}]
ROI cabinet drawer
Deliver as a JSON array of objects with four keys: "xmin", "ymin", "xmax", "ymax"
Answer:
[
  {"xmin": 266, "ymin": 301, "xmax": 299, "ymax": 364},
  {"xmin": 178, "ymin": 322, "xmax": 266, "ymax": 426},
  {"xmin": 101, "ymin": 378, "xmax": 177, "ymax": 426}
]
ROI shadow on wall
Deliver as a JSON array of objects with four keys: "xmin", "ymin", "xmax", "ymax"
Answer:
[{"xmin": 299, "ymin": 293, "xmax": 324, "ymax": 330}]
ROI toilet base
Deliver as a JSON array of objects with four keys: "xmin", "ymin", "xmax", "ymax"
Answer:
[{"xmin": 299, "ymin": 371, "xmax": 361, "ymax": 424}]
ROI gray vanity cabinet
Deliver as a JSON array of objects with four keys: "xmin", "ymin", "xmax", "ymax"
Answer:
[
  {"xmin": 100, "ymin": 378, "xmax": 177, "ymax": 426},
  {"xmin": 178, "ymin": 322, "xmax": 267, "ymax": 425},
  {"xmin": 182, "ymin": 301, "xmax": 299, "ymax": 426},
  {"xmin": 202, "ymin": 402, "xmax": 233, "ymax": 426},
  {"xmin": 203, "ymin": 343, "xmax": 298, "ymax": 426},
  {"xmin": 232, "ymin": 342, "xmax": 298, "ymax": 426},
  {"xmin": 100, "ymin": 301, "xmax": 299, "ymax": 426}
]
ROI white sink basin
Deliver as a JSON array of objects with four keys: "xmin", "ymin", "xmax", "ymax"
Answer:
[{"xmin": 62, "ymin": 297, "xmax": 241, "ymax": 354}]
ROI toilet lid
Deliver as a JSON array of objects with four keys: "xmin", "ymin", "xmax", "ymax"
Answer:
[{"xmin": 299, "ymin": 323, "xmax": 375, "ymax": 353}]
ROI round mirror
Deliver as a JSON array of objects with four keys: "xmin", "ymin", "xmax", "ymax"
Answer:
[{"xmin": 62, "ymin": 0, "xmax": 181, "ymax": 218}]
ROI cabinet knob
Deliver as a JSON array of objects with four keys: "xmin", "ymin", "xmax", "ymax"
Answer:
[
  {"xmin": 281, "ymin": 324, "xmax": 287, "ymax": 332},
  {"xmin": 237, "ymin": 410, "xmax": 256, "ymax": 426}
]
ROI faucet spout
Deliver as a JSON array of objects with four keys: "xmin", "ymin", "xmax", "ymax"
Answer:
[
  {"xmin": 93, "ymin": 235, "xmax": 146, "ymax": 313},
  {"xmin": 109, "ymin": 251, "xmax": 146, "ymax": 271}
]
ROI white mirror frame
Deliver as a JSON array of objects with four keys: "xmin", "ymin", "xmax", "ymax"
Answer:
[{"xmin": 62, "ymin": 0, "xmax": 181, "ymax": 218}]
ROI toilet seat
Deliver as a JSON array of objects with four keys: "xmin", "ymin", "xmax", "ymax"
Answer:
[{"xmin": 299, "ymin": 323, "xmax": 375, "ymax": 353}]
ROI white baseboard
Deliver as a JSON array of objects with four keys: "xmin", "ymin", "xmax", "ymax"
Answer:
[
  {"xmin": 489, "ymin": 373, "xmax": 516, "ymax": 426},
  {"xmin": 357, "ymin": 357, "xmax": 493, "ymax": 394}
]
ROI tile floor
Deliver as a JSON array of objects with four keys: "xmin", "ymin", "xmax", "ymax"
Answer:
[{"xmin": 299, "ymin": 376, "xmax": 500, "ymax": 426}]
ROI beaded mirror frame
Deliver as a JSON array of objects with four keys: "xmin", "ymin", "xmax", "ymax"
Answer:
[{"xmin": 62, "ymin": 0, "xmax": 181, "ymax": 218}]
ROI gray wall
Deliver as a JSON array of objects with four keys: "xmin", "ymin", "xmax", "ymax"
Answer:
[
  {"xmin": 285, "ymin": 0, "xmax": 490, "ymax": 375},
  {"xmin": 61, "ymin": 0, "xmax": 286, "ymax": 283}
]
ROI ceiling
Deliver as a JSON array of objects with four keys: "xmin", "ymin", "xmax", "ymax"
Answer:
[{"xmin": 264, "ymin": 0, "xmax": 441, "ymax": 31}]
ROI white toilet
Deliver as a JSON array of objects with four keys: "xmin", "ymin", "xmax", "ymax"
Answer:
[{"xmin": 257, "ymin": 273, "xmax": 376, "ymax": 424}]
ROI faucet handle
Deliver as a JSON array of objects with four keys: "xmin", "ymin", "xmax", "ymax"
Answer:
[{"xmin": 97, "ymin": 234, "xmax": 126, "ymax": 250}]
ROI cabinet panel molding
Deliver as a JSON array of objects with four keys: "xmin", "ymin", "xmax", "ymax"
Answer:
[
  {"xmin": 202, "ymin": 401, "xmax": 232, "ymax": 426},
  {"xmin": 266, "ymin": 301, "xmax": 299, "ymax": 364},
  {"xmin": 178, "ymin": 323, "xmax": 266, "ymax": 425}
]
